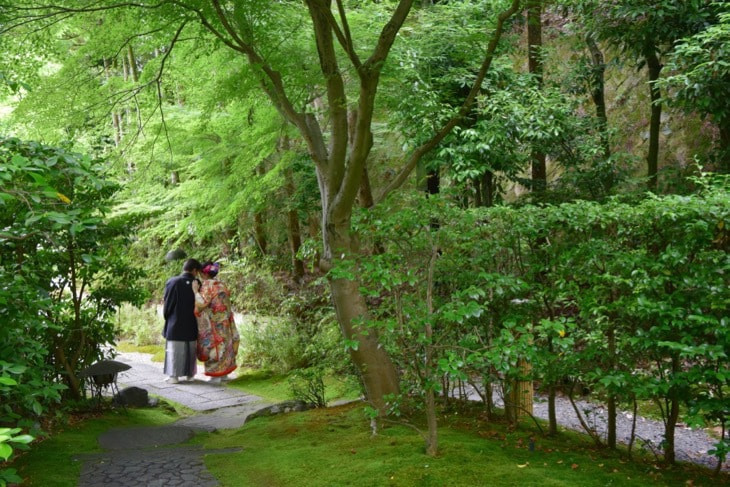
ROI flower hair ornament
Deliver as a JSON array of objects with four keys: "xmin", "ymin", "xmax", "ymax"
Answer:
[{"xmin": 202, "ymin": 262, "xmax": 220, "ymax": 277}]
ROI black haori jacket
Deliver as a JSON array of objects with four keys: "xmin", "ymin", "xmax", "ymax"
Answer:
[{"xmin": 162, "ymin": 272, "xmax": 199, "ymax": 341}]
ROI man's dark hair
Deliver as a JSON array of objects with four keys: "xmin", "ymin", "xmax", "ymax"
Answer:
[{"xmin": 182, "ymin": 258, "xmax": 202, "ymax": 272}]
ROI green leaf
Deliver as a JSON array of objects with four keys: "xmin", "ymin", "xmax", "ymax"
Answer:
[
  {"xmin": 31, "ymin": 401, "xmax": 43, "ymax": 416},
  {"xmin": 6, "ymin": 365, "xmax": 26, "ymax": 374},
  {"xmin": 0, "ymin": 443, "xmax": 12, "ymax": 461},
  {"xmin": 8, "ymin": 434, "xmax": 33, "ymax": 445}
]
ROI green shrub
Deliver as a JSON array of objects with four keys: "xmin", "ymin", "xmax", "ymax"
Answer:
[
  {"xmin": 357, "ymin": 181, "xmax": 729, "ymax": 463},
  {"xmin": 237, "ymin": 315, "xmax": 305, "ymax": 373},
  {"xmin": 288, "ymin": 366, "xmax": 327, "ymax": 407},
  {"xmin": 236, "ymin": 279, "xmax": 352, "ymax": 377},
  {"xmin": 115, "ymin": 304, "xmax": 163, "ymax": 346},
  {"xmin": 222, "ymin": 255, "xmax": 287, "ymax": 315},
  {"xmin": 0, "ymin": 364, "xmax": 35, "ymax": 487}
]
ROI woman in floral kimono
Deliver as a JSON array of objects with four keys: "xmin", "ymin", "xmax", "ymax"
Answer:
[{"xmin": 194, "ymin": 261, "xmax": 239, "ymax": 384}]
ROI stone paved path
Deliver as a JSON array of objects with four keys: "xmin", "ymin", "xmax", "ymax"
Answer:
[
  {"xmin": 75, "ymin": 352, "xmax": 272, "ymax": 486},
  {"xmin": 116, "ymin": 352, "xmax": 262, "ymax": 411}
]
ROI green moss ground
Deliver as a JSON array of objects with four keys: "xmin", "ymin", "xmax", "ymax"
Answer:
[
  {"xmin": 11, "ymin": 399, "xmax": 728, "ymax": 487},
  {"xmin": 227, "ymin": 368, "xmax": 360, "ymax": 404},
  {"xmin": 198, "ymin": 403, "xmax": 729, "ymax": 487}
]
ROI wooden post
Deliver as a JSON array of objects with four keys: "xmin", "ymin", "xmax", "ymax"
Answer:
[{"xmin": 509, "ymin": 360, "xmax": 534, "ymax": 419}]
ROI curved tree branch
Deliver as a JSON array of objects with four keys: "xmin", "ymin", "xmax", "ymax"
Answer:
[
  {"xmin": 314, "ymin": 0, "xmax": 362, "ymax": 69},
  {"xmin": 336, "ymin": 0, "xmax": 358, "ymax": 66},
  {"xmin": 375, "ymin": 0, "xmax": 521, "ymax": 204},
  {"xmin": 307, "ymin": 0, "xmax": 349, "ymax": 196},
  {"xmin": 330, "ymin": 0, "xmax": 417, "ymax": 221}
]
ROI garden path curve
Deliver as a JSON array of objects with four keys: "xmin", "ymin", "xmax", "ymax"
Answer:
[{"xmin": 74, "ymin": 352, "xmax": 272, "ymax": 486}]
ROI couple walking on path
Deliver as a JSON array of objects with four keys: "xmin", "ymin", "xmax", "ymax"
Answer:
[{"xmin": 162, "ymin": 258, "xmax": 239, "ymax": 385}]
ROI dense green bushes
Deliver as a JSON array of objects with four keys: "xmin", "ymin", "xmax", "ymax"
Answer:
[
  {"xmin": 355, "ymin": 180, "xmax": 729, "ymax": 466},
  {"xmin": 115, "ymin": 304, "xmax": 163, "ymax": 347},
  {"xmin": 0, "ymin": 137, "xmax": 146, "ymax": 477},
  {"xmin": 236, "ymin": 279, "xmax": 350, "ymax": 377}
]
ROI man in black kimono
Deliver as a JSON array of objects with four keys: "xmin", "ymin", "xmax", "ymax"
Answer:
[{"xmin": 162, "ymin": 258, "xmax": 202, "ymax": 383}]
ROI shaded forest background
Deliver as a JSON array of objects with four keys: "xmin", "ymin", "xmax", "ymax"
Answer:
[{"xmin": 0, "ymin": 0, "xmax": 728, "ymax": 477}]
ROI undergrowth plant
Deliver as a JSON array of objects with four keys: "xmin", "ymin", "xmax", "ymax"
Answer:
[
  {"xmin": 0, "ymin": 365, "xmax": 34, "ymax": 487},
  {"xmin": 115, "ymin": 303, "xmax": 163, "ymax": 346}
]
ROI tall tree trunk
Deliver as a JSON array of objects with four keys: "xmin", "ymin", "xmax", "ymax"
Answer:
[
  {"xmin": 254, "ymin": 163, "xmax": 268, "ymax": 255},
  {"xmin": 359, "ymin": 166, "xmax": 375, "ymax": 208},
  {"xmin": 127, "ymin": 44, "xmax": 140, "ymax": 140},
  {"xmin": 548, "ymin": 383, "xmax": 557, "ymax": 435},
  {"xmin": 586, "ymin": 36, "xmax": 610, "ymax": 160},
  {"xmin": 348, "ymin": 109, "xmax": 376, "ymax": 209},
  {"xmin": 607, "ymin": 325, "xmax": 617, "ymax": 449},
  {"xmin": 112, "ymin": 113, "xmax": 122, "ymax": 147},
  {"xmin": 54, "ymin": 344, "xmax": 82, "ymax": 399},
  {"xmin": 253, "ymin": 211, "xmax": 267, "ymax": 256},
  {"xmin": 426, "ymin": 168, "xmax": 440, "ymax": 195},
  {"xmin": 424, "ymin": 244, "xmax": 439, "ymax": 456},
  {"xmin": 645, "ymin": 47, "xmax": 663, "ymax": 192},
  {"xmin": 585, "ymin": 35, "xmax": 613, "ymax": 193},
  {"xmin": 127, "ymin": 44, "xmax": 139, "ymax": 82},
  {"xmin": 719, "ymin": 124, "xmax": 730, "ymax": 173},
  {"xmin": 327, "ymin": 232, "xmax": 400, "ymax": 413},
  {"xmin": 285, "ymin": 169, "xmax": 305, "ymax": 280},
  {"xmin": 527, "ymin": 0, "xmax": 546, "ymax": 192},
  {"xmin": 280, "ymin": 135, "xmax": 305, "ymax": 280},
  {"xmin": 663, "ymin": 355, "xmax": 681, "ymax": 464},
  {"xmin": 416, "ymin": 161, "xmax": 440, "ymax": 196},
  {"xmin": 547, "ymin": 337, "xmax": 557, "ymax": 435},
  {"xmin": 102, "ymin": 58, "xmax": 122, "ymax": 146},
  {"xmin": 121, "ymin": 55, "xmax": 128, "ymax": 82},
  {"xmin": 481, "ymin": 170, "xmax": 494, "ymax": 207}
]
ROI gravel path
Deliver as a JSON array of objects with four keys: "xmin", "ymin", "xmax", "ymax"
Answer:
[{"xmin": 477, "ymin": 387, "xmax": 729, "ymax": 472}]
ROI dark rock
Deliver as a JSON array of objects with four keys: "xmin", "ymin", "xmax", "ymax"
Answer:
[
  {"xmin": 165, "ymin": 249, "xmax": 187, "ymax": 261},
  {"xmin": 114, "ymin": 386, "xmax": 149, "ymax": 407}
]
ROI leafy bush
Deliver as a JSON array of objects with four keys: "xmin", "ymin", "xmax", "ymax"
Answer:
[
  {"xmin": 222, "ymin": 254, "xmax": 287, "ymax": 315},
  {"xmin": 288, "ymin": 367, "xmax": 327, "ymax": 407},
  {"xmin": 115, "ymin": 304, "xmax": 164, "ymax": 346},
  {"xmin": 0, "ymin": 137, "xmax": 146, "ymax": 402},
  {"xmin": 237, "ymin": 316, "xmax": 305, "ymax": 373},
  {"xmin": 356, "ymin": 179, "xmax": 729, "ymax": 465},
  {"xmin": 236, "ymin": 279, "xmax": 351, "ymax": 377},
  {"xmin": 0, "ymin": 364, "xmax": 35, "ymax": 487}
]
